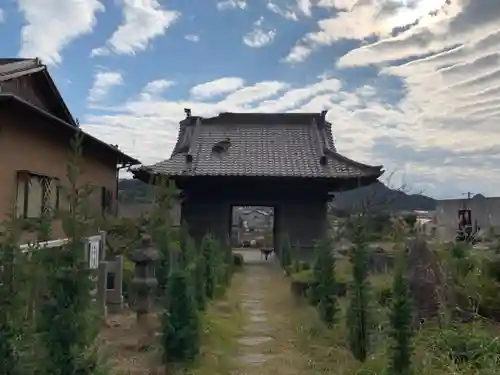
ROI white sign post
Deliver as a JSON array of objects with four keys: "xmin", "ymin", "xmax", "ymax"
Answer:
[{"xmin": 88, "ymin": 239, "xmax": 100, "ymax": 270}]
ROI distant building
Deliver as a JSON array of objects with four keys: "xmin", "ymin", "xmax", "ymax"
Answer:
[
  {"xmin": 435, "ymin": 195, "xmax": 500, "ymax": 241},
  {"xmin": 231, "ymin": 206, "xmax": 274, "ymax": 246}
]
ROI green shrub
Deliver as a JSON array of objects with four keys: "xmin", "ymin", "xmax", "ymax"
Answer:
[
  {"xmin": 291, "ymin": 268, "xmax": 346, "ymax": 302},
  {"xmin": 122, "ymin": 258, "xmax": 135, "ymax": 304},
  {"xmin": 194, "ymin": 255, "xmax": 206, "ymax": 311},
  {"xmin": 347, "ymin": 242, "xmax": 372, "ymax": 362},
  {"xmin": 314, "ymin": 237, "xmax": 338, "ymax": 328},
  {"xmin": 37, "ymin": 133, "xmax": 103, "ymax": 375},
  {"xmin": 290, "ymin": 269, "xmax": 315, "ymax": 298},
  {"xmin": 482, "ymin": 256, "xmax": 500, "ymax": 282},
  {"xmin": 437, "ymin": 325, "xmax": 500, "ymax": 369},
  {"xmin": 300, "ymin": 261, "xmax": 311, "ymax": 271},
  {"xmin": 162, "ymin": 269, "xmax": 200, "ymax": 363},
  {"xmin": 0, "ymin": 215, "xmax": 26, "ymax": 375},
  {"xmin": 377, "ymin": 287, "xmax": 392, "ymax": 307},
  {"xmin": 201, "ymin": 235, "xmax": 217, "ymax": 300},
  {"xmin": 387, "ymin": 255, "xmax": 414, "ymax": 375}
]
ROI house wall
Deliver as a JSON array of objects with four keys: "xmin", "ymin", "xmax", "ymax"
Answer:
[
  {"xmin": 435, "ymin": 197, "xmax": 500, "ymax": 241},
  {"xmin": 0, "ymin": 110, "xmax": 118, "ymax": 241}
]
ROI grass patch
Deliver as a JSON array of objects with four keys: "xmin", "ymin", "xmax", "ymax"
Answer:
[{"xmin": 290, "ymin": 279, "xmax": 500, "ymax": 375}]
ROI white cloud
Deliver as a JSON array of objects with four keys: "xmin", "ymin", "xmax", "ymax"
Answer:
[
  {"xmin": 243, "ymin": 17, "xmax": 276, "ymax": 48},
  {"xmin": 82, "ymin": 67, "xmax": 500, "ymax": 198},
  {"xmin": 266, "ymin": 2, "xmax": 298, "ymax": 20},
  {"xmin": 143, "ymin": 79, "xmax": 174, "ymax": 94},
  {"xmin": 270, "ymin": 0, "xmax": 500, "ymax": 197},
  {"xmin": 216, "ymin": 0, "xmax": 247, "ymax": 11},
  {"xmin": 184, "ymin": 34, "xmax": 200, "ymax": 42},
  {"xmin": 18, "ymin": 0, "xmax": 104, "ymax": 65},
  {"xmin": 283, "ymin": 44, "xmax": 312, "ymax": 63},
  {"xmin": 0, "ymin": 8, "xmax": 5, "ymax": 22},
  {"xmin": 190, "ymin": 77, "xmax": 245, "ymax": 99},
  {"xmin": 296, "ymin": 0, "xmax": 312, "ymax": 16},
  {"xmin": 220, "ymin": 81, "xmax": 288, "ymax": 106},
  {"xmin": 90, "ymin": 47, "xmax": 110, "ymax": 57},
  {"xmin": 92, "ymin": 0, "xmax": 179, "ymax": 56},
  {"xmin": 328, "ymin": 0, "xmax": 500, "ymax": 154},
  {"xmin": 284, "ymin": 0, "xmax": 452, "ymax": 63},
  {"xmin": 87, "ymin": 71, "xmax": 123, "ymax": 103},
  {"xmin": 266, "ymin": 0, "xmax": 314, "ymax": 20}
]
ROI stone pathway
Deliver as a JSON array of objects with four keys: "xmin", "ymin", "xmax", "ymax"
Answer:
[{"xmin": 230, "ymin": 249, "xmax": 306, "ymax": 375}]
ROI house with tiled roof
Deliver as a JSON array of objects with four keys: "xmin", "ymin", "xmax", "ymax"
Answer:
[
  {"xmin": 0, "ymin": 58, "xmax": 140, "ymax": 239},
  {"xmin": 133, "ymin": 110, "xmax": 383, "ymax": 258}
]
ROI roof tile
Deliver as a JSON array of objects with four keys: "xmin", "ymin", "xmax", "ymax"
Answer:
[{"xmin": 140, "ymin": 112, "xmax": 383, "ymax": 179}]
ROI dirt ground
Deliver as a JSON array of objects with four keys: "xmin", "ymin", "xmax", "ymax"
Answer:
[
  {"xmin": 99, "ymin": 310, "xmax": 164, "ymax": 375},
  {"xmin": 99, "ymin": 249, "xmax": 312, "ymax": 375}
]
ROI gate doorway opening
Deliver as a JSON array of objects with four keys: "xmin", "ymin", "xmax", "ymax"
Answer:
[{"xmin": 231, "ymin": 206, "xmax": 275, "ymax": 249}]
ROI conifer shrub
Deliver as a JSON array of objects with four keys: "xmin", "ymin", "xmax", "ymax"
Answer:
[
  {"xmin": 201, "ymin": 234, "xmax": 217, "ymax": 300},
  {"xmin": 387, "ymin": 254, "xmax": 414, "ymax": 375},
  {"xmin": 314, "ymin": 236, "xmax": 338, "ymax": 328},
  {"xmin": 0, "ymin": 212, "xmax": 26, "ymax": 375},
  {"xmin": 162, "ymin": 267, "xmax": 200, "ymax": 364},
  {"xmin": 148, "ymin": 177, "xmax": 178, "ymax": 297},
  {"xmin": 222, "ymin": 235, "xmax": 233, "ymax": 286},
  {"xmin": 346, "ymin": 241, "xmax": 371, "ymax": 362},
  {"xmin": 37, "ymin": 132, "xmax": 103, "ymax": 375},
  {"xmin": 194, "ymin": 254, "xmax": 207, "ymax": 311}
]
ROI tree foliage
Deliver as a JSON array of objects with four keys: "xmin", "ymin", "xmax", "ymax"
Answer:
[
  {"xmin": 162, "ymin": 268, "xmax": 200, "ymax": 364},
  {"xmin": 388, "ymin": 254, "xmax": 414, "ymax": 375},
  {"xmin": 37, "ymin": 132, "xmax": 102, "ymax": 375},
  {"xmin": 0, "ymin": 212, "xmax": 26, "ymax": 375},
  {"xmin": 201, "ymin": 234, "xmax": 217, "ymax": 300},
  {"xmin": 346, "ymin": 236, "xmax": 371, "ymax": 362},
  {"xmin": 314, "ymin": 236, "xmax": 338, "ymax": 327}
]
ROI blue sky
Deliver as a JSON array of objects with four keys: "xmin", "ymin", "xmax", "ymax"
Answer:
[{"xmin": 1, "ymin": 0, "xmax": 499, "ymax": 199}]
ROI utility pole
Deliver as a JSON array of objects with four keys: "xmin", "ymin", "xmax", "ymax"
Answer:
[
  {"xmin": 461, "ymin": 192, "xmax": 474, "ymax": 209},
  {"xmin": 462, "ymin": 192, "xmax": 473, "ymax": 200}
]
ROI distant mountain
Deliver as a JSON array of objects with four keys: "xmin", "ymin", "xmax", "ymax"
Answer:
[
  {"xmin": 118, "ymin": 179, "xmax": 436, "ymax": 212},
  {"xmin": 118, "ymin": 178, "xmax": 155, "ymax": 203},
  {"xmin": 333, "ymin": 181, "xmax": 436, "ymax": 212}
]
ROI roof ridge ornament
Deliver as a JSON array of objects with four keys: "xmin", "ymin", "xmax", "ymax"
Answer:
[{"xmin": 185, "ymin": 117, "xmax": 202, "ymax": 169}]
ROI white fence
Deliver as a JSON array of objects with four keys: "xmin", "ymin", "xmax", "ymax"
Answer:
[{"xmin": 19, "ymin": 231, "xmax": 107, "ymax": 269}]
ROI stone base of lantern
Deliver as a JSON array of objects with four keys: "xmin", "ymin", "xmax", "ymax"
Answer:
[{"xmin": 107, "ymin": 296, "xmax": 124, "ymax": 314}]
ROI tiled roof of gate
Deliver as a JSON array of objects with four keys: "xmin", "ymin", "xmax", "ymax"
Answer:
[{"xmin": 135, "ymin": 112, "xmax": 383, "ymax": 179}]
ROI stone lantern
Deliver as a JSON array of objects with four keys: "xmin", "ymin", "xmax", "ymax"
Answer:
[{"xmin": 128, "ymin": 234, "xmax": 160, "ymax": 324}]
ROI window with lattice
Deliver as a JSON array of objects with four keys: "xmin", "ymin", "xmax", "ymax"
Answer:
[
  {"xmin": 101, "ymin": 186, "xmax": 114, "ymax": 216},
  {"xmin": 16, "ymin": 171, "xmax": 59, "ymax": 218}
]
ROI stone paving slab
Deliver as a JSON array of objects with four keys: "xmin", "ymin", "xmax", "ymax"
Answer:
[{"xmin": 229, "ymin": 249, "xmax": 306, "ymax": 375}]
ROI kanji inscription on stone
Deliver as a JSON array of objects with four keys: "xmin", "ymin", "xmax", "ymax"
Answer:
[{"xmin": 88, "ymin": 240, "xmax": 100, "ymax": 270}]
